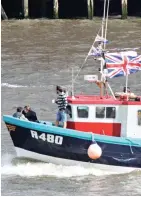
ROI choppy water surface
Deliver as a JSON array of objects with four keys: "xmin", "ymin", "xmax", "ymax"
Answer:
[{"xmin": 1, "ymin": 19, "xmax": 141, "ymax": 196}]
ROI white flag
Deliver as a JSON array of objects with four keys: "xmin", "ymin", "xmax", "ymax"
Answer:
[
  {"xmin": 88, "ymin": 46, "xmax": 102, "ymax": 57},
  {"xmin": 95, "ymin": 34, "xmax": 108, "ymax": 44}
]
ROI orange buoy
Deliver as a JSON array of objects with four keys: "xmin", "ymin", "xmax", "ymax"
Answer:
[{"xmin": 87, "ymin": 143, "xmax": 102, "ymax": 160}]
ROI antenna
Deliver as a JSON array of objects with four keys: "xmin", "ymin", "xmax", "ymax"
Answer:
[
  {"xmin": 71, "ymin": 67, "xmax": 75, "ymax": 99},
  {"xmin": 100, "ymin": 0, "xmax": 107, "ymax": 97}
]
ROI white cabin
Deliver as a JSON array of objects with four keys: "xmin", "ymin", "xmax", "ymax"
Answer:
[{"xmin": 66, "ymin": 95, "xmax": 141, "ymax": 138}]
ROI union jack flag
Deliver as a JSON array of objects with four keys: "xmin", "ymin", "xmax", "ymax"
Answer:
[{"xmin": 105, "ymin": 52, "xmax": 141, "ymax": 78}]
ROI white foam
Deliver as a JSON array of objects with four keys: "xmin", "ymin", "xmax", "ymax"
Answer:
[
  {"xmin": 1, "ymin": 154, "xmax": 136, "ymax": 178},
  {"xmin": 1, "ymin": 83, "xmax": 28, "ymax": 88},
  {"xmin": 1, "ymin": 83, "xmax": 49, "ymax": 88}
]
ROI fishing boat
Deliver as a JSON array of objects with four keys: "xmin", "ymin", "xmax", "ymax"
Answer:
[{"xmin": 3, "ymin": 0, "xmax": 141, "ymax": 171}]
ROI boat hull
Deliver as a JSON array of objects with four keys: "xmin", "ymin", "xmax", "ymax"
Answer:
[{"xmin": 3, "ymin": 115, "xmax": 141, "ymax": 169}]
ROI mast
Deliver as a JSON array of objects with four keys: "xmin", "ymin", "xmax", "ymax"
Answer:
[
  {"xmin": 104, "ymin": 0, "xmax": 110, "ymax": 50},
  {"xmin": 100, "ymin": 0, "xmax": 107, "ymax": 98},
  {"xmin": 101, "ymin": 0, "xmax": 106, "ymax": 42},
  {"xmin": 125, "ymin": 73, "xmax": 129, "ymax": 100}
]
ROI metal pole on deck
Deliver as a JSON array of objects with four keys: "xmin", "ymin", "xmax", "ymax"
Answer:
[
  {"xmin": 121, "ymin": 0, "xmax": 128, "ymax": 19},
  {"xmin": 87, "ymin": 0, "xmax": 93, "ymax": 20},
  {"xmin": 1, "ymin": 5, "xmax": 8, "ymax": 20},
  {"xmin": 53, "ymin": 0, "xmax": 59, "ymax": 19},
  {"xmin": 22, "ymin": 0, "xmax": 29, "ymax": 18}
]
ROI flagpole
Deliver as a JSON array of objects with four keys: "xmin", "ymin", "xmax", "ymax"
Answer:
[{"xmin": 125, "ymin": 73, "xmax": 129, "ymax": 101}]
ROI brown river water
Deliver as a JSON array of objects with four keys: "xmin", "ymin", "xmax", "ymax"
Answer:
[{"xmin": 1, "ymin": 19, "xmax": 141, "ymax": 196}]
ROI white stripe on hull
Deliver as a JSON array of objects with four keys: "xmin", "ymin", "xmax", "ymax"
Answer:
[{"xmin": 15, "ymin": 147, "xmax": 137, "ymax": 173}]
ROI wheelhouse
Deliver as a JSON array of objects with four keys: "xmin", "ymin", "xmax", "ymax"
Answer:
[{"xmin": 66, "ymin": 95, "xmax": 141, "ymax": 138}]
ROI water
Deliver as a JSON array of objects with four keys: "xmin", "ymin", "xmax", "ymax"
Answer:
[{"xmin": 1, "ymin": 19, "xmax": 141, "ymax": 196}]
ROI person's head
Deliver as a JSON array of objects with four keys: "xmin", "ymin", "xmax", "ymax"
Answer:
[
  {"xmin": 56, "ymin": 85, "xmax": 63, "ymax": 94},
  {"xmin": 17, "ymin": 107, "xmax": 23, "ymax": 113},
  {"xmin": 24, "ymin": 105, "xmax": 31, "ymax": 113}
]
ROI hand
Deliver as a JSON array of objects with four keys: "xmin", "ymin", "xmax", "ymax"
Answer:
[{"xmin": 52, "ymin": 99, "xmax": 55, "ymax": 104}]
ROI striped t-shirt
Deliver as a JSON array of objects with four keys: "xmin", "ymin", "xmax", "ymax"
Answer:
[{"xmin": 56, "ymin": 92, "xmax": 68, "ymax": 110}]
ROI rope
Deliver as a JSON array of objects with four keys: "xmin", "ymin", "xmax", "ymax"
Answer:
[
  {"xmin": 67, "ymin": 27, "xmax": 103, "ymax": 93},
  {"xmin": 67, "ymin": 0, "xmax": 108, "ymax": 90},
  {"xmin": 67, "ymin": 0, "xmax": 114, "ymax": 95},
  {"xmin": 126, "ymin": 139, "xmax": 134, "ymax": 154}
]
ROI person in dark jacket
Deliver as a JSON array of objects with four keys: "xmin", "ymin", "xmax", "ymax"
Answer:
[{"xmin": 22, "ymin": 105, "xmax": 39, "ymax": 122}]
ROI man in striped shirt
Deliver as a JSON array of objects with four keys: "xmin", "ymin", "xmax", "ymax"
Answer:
[{"xmin": 55, "ymin": 86, "xmax": 68, "ymax": 128}]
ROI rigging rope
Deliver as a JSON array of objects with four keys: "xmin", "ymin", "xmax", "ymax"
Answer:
[
  {"xmin": 67, "ymin": 26, "xmax": 103, "ymax": 92},
  {"xmin": 67, "ymin": 0, "xmax": 110, "ymax": 94}
]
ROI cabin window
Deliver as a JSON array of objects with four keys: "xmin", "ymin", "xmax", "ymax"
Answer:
[
  {"xmin": 106, "ymin": 107, "xmax": 116, "ymax": 119},
  {"xmin": 66, "ymin": 105, "xmax": 72, "ymax": 118},
  {"xmin": 95, "ymin": 106, "xmax": 116, "ymax": 119},
  {"xmin": 96, "ymin": 107, "xmax": 105, "ymax": 118},
  {"xmin": 77, "ymin": 106, "xmax": 89, "ymax": 118},
  {"xmin": 138, "ymin": 110, "xmax": 141, "ymax": 126}
]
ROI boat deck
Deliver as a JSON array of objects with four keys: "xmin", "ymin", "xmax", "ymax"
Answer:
[{"xmin": 67, "ymin": 95, "xmax": 141, "ymax": 105}]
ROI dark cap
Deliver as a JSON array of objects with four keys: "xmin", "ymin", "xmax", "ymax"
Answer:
[
  {"xmin": 56, "ymin": 85, "xmax": 63, "ymax": 93},
  {"xmin": 123, "ymin": 87, "xmax": 130, "ymax": 93},
  {"xmin": 17, "ymin": 107, "xmax": 23, "ymax": 112}
]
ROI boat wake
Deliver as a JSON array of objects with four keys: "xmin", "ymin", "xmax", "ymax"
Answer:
[
  {"xmin": 1, "ymin": 154, "xmax": 138, "ymax": 178},
  {"xmin": 1, "ymin": 83, "xmax": 28, "ymax": 88},
  {"xmin": 1, "ymin": 83, "xmax": 52, "ymax": 89}
]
